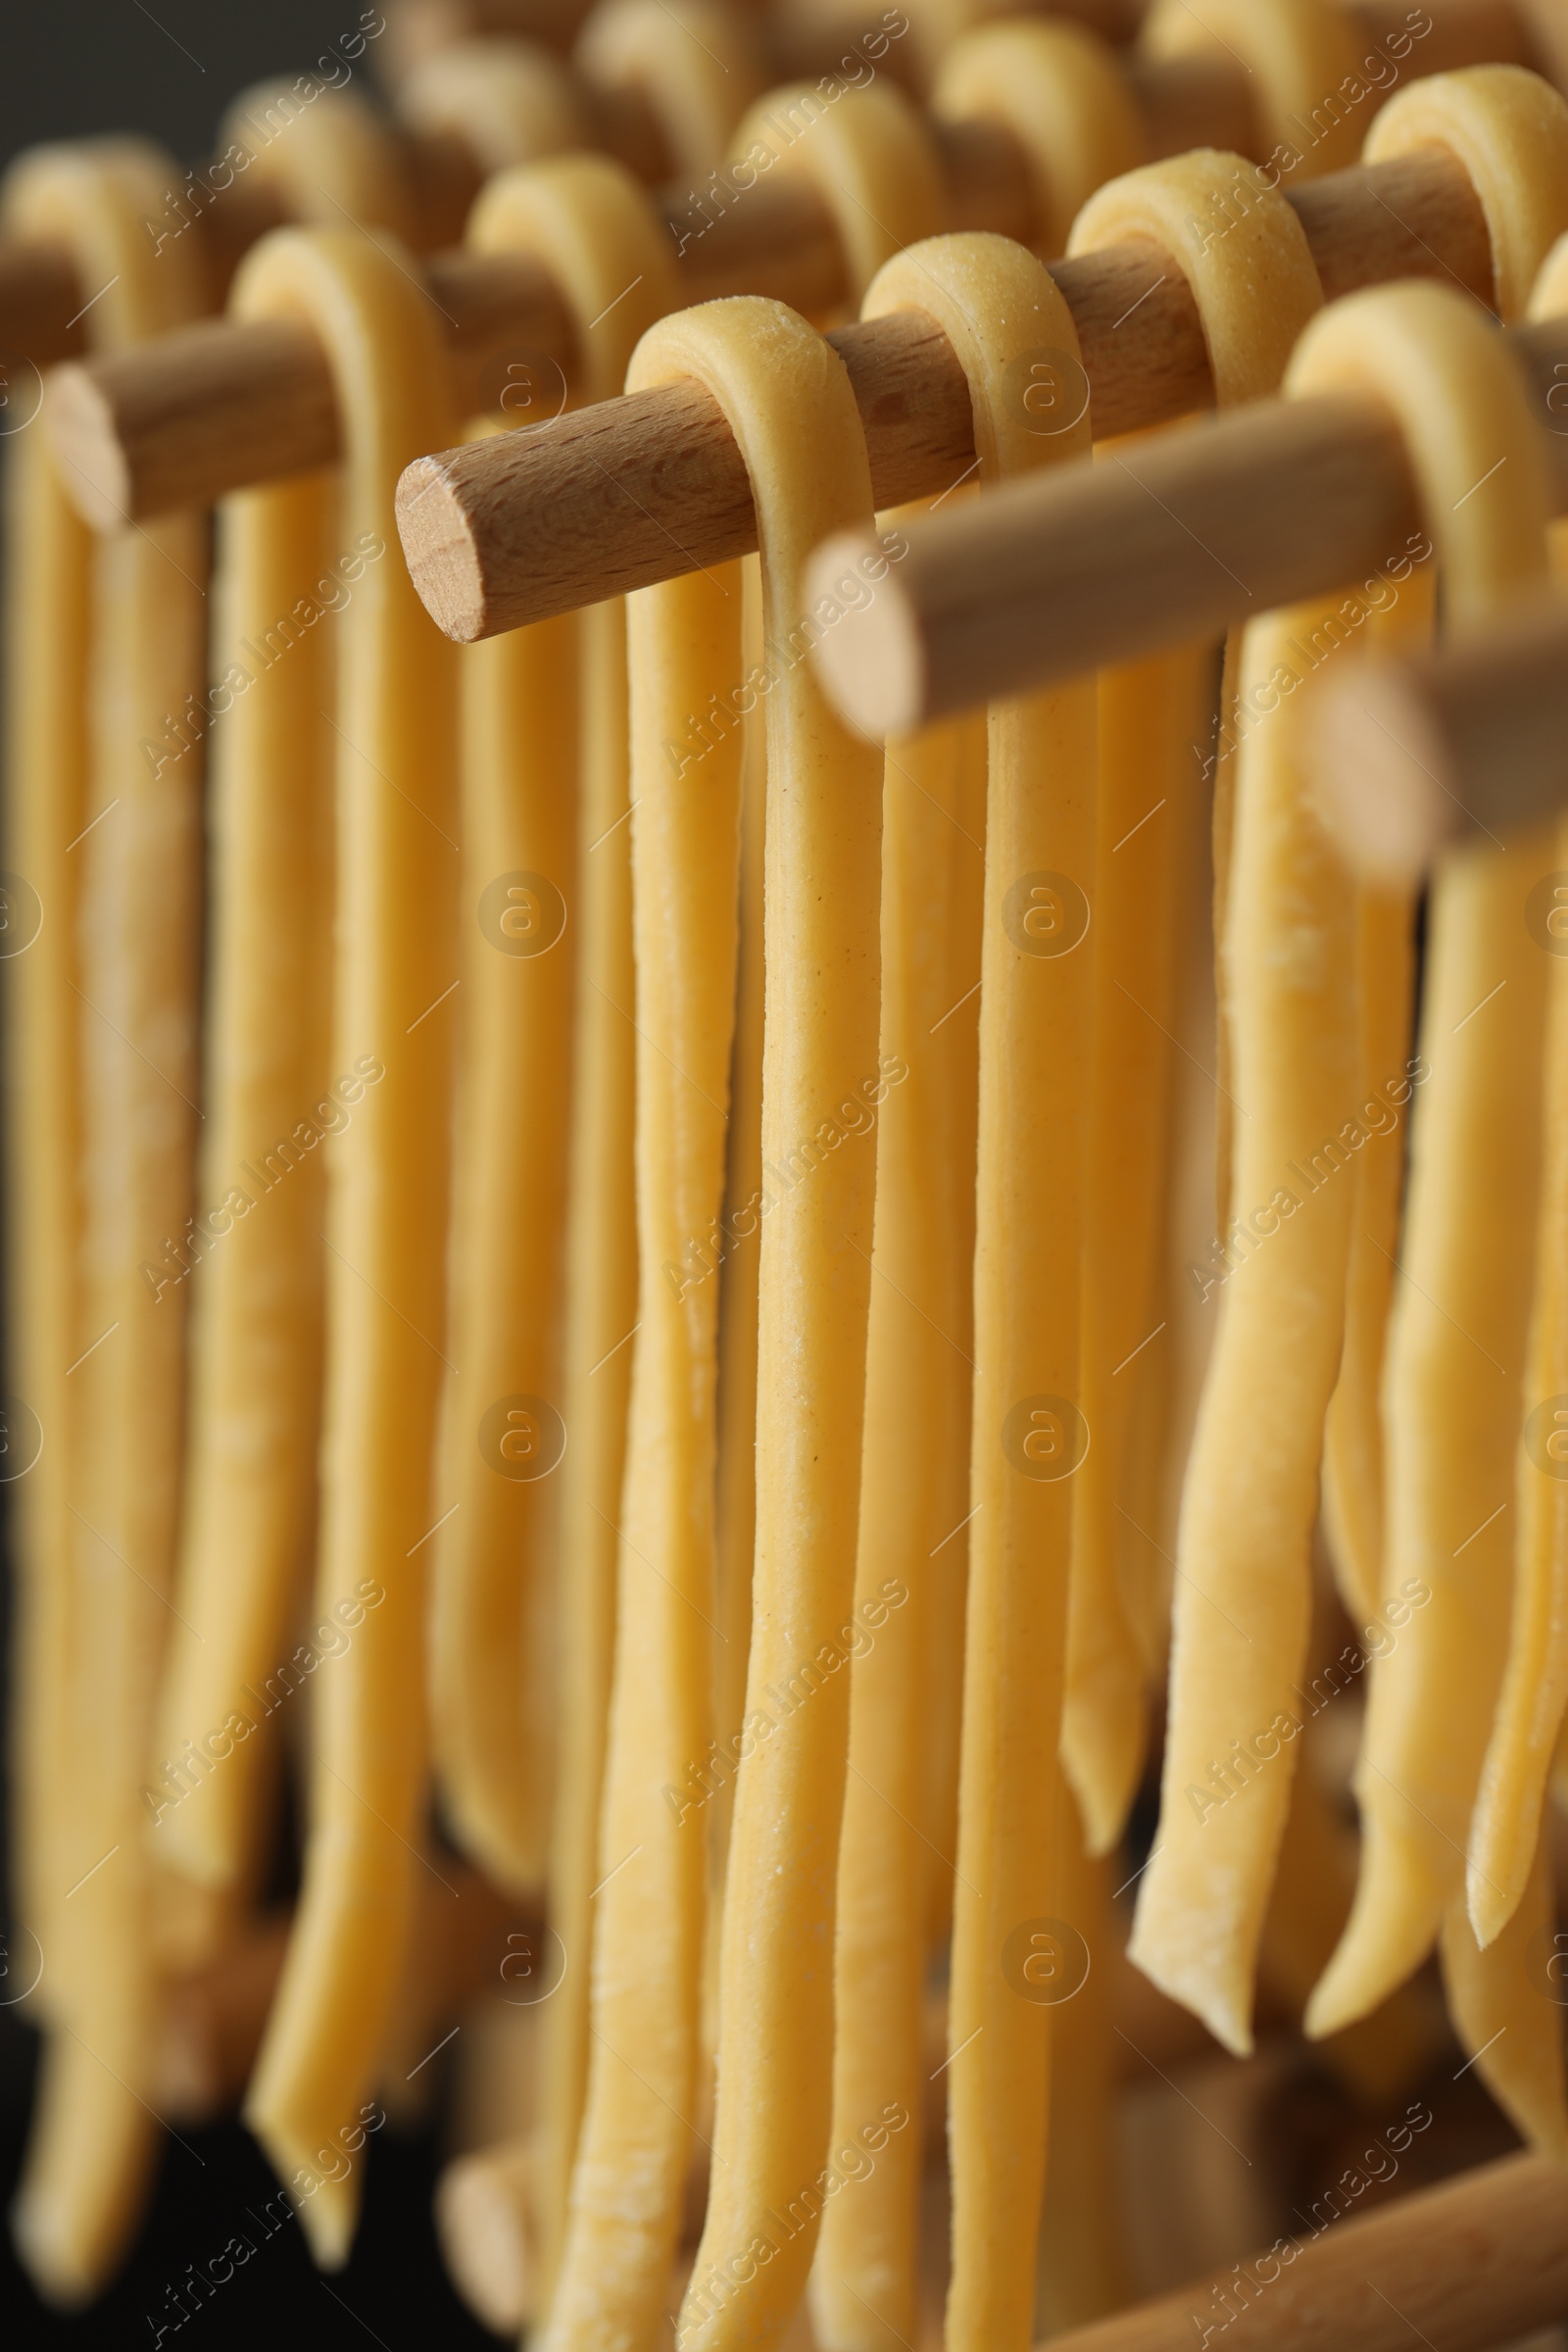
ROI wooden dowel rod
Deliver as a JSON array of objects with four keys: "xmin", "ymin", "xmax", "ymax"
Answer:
[
  {"xmin": 1047, "ymin": 2151, "xmax": 1568, "ymax": 2352},
  {"xmin": 395, "ymin": 144, "xmax": 1491, "ymax": 642},
  {"xmin": 804, "ymin": 310, "xmax": 1568, "ymax": 736},
  {"xmin": 1311, "ymin": 590, "xmax": 1568, "ymax": 884},
  {"xmin": 41, "ymin": 94, "xmax": 1081, "ymax": 529}
]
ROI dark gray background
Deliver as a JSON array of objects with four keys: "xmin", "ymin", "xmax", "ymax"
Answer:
[{"xmin": 0, "ymin": 2, "xmax": 398, "ymax": 178}]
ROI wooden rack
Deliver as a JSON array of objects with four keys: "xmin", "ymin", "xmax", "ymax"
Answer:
[
  {"xmin": 41, "ymin": 44, "xmax": 1274, "ymax": 533},
  {"xmin": 1309, "ymin": 589, "xmax": 1568, "ymax": 882},
  {"xmin": 1045, "ymin": 2150, "xmax": 1568, "ymax": 2352},
  {"xmin": 387, "ymin": 145, "xmax": 1492, "ymax": 640},
  {"xmin": 795, "ymin": 312, "xmax": 1568, "ymax": 736}
]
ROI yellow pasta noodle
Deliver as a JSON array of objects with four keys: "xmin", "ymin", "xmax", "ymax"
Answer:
[
  {"xmin": 1287, "ymin": 286, "xmax": 1565, "ymax": 2158},
  {"xmin": 220, "ymin": 77, "xmax": 417, "ymax": 240},
  {"xmin": 4, "ymin": 138, "xmax": 209, "ymax": 2303},
  {"xmin": 925, "ymin": 239, "xmax": 1095, "ymax": 2352},
  {"xmin": 536, "ymin": 589, "xmax": 641, "ymax": 2305},
  {"xmin": 668, "ymin": 298, "xmax": 881, "ymax": 2352},
  {"xmin": 576, "ymin": 0, "xmax": 764, "ymax": 177},
  {"xmin": 1138, "ymin": 0, "xmax": 1365, "ymax": 179},
  {"xmin": 1458, "ymin": 220, "xmax": 1568, "ymax": 1958},
  {"xmin": 1063, "ymin": 154, "xmax": 1324, "ymax": 1861},
  {"xmin": 154, "ymin": 100, "xmax": 413, "ymax": 1914},
  {"xmin": 727, "ymin": 81, "xmax": 946, "ymax": 316},
  {"xmin": 238, "ymin": 226, "xmax": 459, "ymax": 2266},
  {"xmin": 429, "ymin": 159, "xmax": 675, "ymax": 1914},
  {"xmin": 930, "ymin": 20, "xmax": 1145, "ymax": 257},
  {"xmin": 396, "ymin": 35, "xmax": 592, "ymax": 174}
]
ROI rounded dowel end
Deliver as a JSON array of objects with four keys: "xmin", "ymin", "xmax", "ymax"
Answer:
[
  {"xmin": 1311, "ymin": 660, "xmax": 1461, "ymax": 890},
  {"xmin": 397, "ymin": 451, "xmax": 491, "ymax": 644},
  {"xmin": 804, "ymin": 528, "xmax": 928, "ymax": 742},
  {"xmin": 42, "ymin": 364, "xmax": 133, "ymax": 533}
]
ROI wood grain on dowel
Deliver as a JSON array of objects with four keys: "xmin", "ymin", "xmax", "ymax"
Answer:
[
  {"xmin": 807, "ymin": 311, "xmax": 1568, "ymax": 736},
  {"xmin": 1311, "ymin": 589, "xmax": 1568, "ymax": 881},
  {"xmin": 54, "ymin": 97, "xmax": 1483, "ymax": 540},
  {"xmin": 1045, "ymin": 2152, "xmax": 1568, "ymax": 2352},
  {"xmin": 395, "ymin": 145, "xmax": 1492, "ymax": 640}
]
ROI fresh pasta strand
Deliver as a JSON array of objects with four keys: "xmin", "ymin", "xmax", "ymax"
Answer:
[
  {"xmin": 238, "ymin": 225, "xmax": 459, "ymax": 2268},
  {"xmin": 674, "ymin": 88, "xmax": 935, "ymax": 2352},
  {"xmin": 929, "ymin": 18, "xmax": 1145, "ymax": 258},
  {"xmin": 1465, "ymin": 228, "xmax": 1568, "ymax": 1949},
  {"xmin": 1287, "ymin": 294, "xmax": 1565, "ymax": 2164},
  {"xmin": 670, "ymin": 299, "xmax": 881, "ymax": 2352},
  {"xmin": 1062, "ymin": 153, "xmax": 1325, "ymax": 1878},
  {"xmin": 575, "ymin": 0, "xmax": 765, "ymax": 176},
  {"xmin": 153, "ymin": 91, "xmax": 411, "ymax": 1916},
  {"xmin": 1033, "ymin": 1785, "xmax": 1127, "ymax": 2336},
  {"xmin": 395, "ymin": 34, "xmax": 592, "ymax": 175},
  {"xmin": 1319, "ymin": 760, "xmax": 1431, "ymax": 1633},
  {"xmin": 543, "ymin": 531, "xmax": 741, "ymax": 2352},
  {"xmin": 807, "ymin": 530, "xmax": 983, "ymax": 2352},
  {"xmin": 1065, "ymin": 639, "xmax": 1215, "ymax": 1855},
  {"xmin": 1143, "ymin": 276, "xmax": 1558, "ymax": 2063},
  {"xmin": 4, "ymin": 137, "xmax": 209, "ymax": 2304},
  {"xmin": 428, "ymin": 158, "xmax": 674, "ymax": 1916},
  {"xmin": 1300, "ymin": 74, "xmax": 1568, "ymax": 2076},
  {"xmin": 217, "ymin": 78, "xmax": 418, "ymax": 242},
  {"xmin": 536, "ymin": 587, "xmax": 640, "ymax": 2308},
  {"xmin": 472, "ymin": 171, "xmax": 730, "ymax": 2352},
  {"xmin": 931, "ymin": 241, "xmax": 1095, "ymax": 2352},
  {"xmin": 149, "ymin": 468, "xmax": 336, "ymax": 1905},
  {"xmin": 434, "ymin": 160, "xmax": 685, "ymax": 2312},
  {"xmin": 1137, "ymin": 0, "xmax": 1365, "ymax": 180}
]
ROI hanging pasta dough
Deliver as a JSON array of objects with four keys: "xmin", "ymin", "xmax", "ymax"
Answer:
[
  {"xmin": 3, "ymin": 136, "xmax": 210, "ymax": 2305},
  {"xmin": 237, "ymin": 225, "xmax": 460, "ymax": 2266}
]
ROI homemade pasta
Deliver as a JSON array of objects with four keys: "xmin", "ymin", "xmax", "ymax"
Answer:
[
  {"xmin": 5, "ymin": 134, "xmax": 209, "ymax": 2303},
  {"xmin": 17, "ymin": 18, "xmax": 1568, "ymax": 2347}
]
